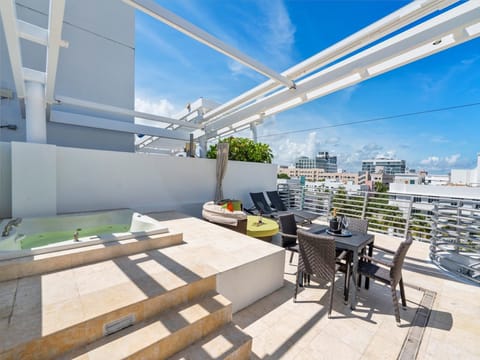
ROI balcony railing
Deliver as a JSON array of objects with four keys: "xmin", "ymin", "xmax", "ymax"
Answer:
[{"xmin": 277, "ymin": 182, "xmax": 480, "ymax": 284}]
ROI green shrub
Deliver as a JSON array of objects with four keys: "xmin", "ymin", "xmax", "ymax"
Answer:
[{"xmin": 207, "ymin": 137, "xmax": 273, "ymax": 163}]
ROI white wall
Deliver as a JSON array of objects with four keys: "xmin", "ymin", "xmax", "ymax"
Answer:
[
  {"xmin": 0, "ymin": 0, "xmax": 135, "ymax": 151},
  {"xmin": 6, "ymin": 142, "xmax": 277, "ymax": 218},
  {"xmin": 11, "ymin": 142, "xmax": 57, "ymax": 217},
  {"xmin": 0, "ymin": 143, "xmax": 12, "ymax": 218}
]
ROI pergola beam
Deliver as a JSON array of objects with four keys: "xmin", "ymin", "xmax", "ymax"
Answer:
[
  {"xmin": 51, "ymin": 111, "xmax": 191, "ymax": 141},
  {"xmin": 45, "ymin": 0, "xmax": 66, "ymax": 104},
  {"xmin": 201, "ymin": 0, "xmax": 458, "ymax": 124},
  {"xmin": 122, "ymin": 0, "xmax": 295, "ymax": 89},
  {"xmin": 0, "ymin": 0, "xmax": 25, "ymax": 99},
  {"xmin": 205, "ymin": 1, "xmax": 480, "ymax": 137},
  {"xmin": 55, "ymin": 95, "xmax": 203, "ymax": 129}
]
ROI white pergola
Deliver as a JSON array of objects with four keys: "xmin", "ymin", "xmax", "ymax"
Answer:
[{"xmin": 1, "ymin": 0, "xmax": 480, "ymax": 149}]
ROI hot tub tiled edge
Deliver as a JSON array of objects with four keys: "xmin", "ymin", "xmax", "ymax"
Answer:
[{"xmin": 0, "ymin": 231, "xmax": 183, "ymax": 282}]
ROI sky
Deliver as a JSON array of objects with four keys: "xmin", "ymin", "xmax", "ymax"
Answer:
[{"xmin": 134, "ymin": 0, "xmax": 480, "ymax": 174}]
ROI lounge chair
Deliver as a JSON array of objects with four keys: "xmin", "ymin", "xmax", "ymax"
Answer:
[
  {"xmin": 266, "ymin": 190, "xmax": 319, "ymax": 223},
  {"xmin": 249, "ymin": 192, "xmax": 304, "ymax": 223}
]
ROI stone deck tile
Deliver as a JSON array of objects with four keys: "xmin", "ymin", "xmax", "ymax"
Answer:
[{"xmin": 233, "ymin": 231, "xmax": 480, "ymax": 359}]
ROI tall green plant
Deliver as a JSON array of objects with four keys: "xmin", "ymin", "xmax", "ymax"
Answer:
[{"xmin": 207, "ymin": 137, "xmax": 273, "ymax": 163}]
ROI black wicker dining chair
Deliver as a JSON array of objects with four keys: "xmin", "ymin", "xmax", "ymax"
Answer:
[
  {"xmin": 357, "ymin": 232, "xmax": 413, "ymax": 324},
  {"xmin": 294, "ymin": 229, "xmax": 348, "ymax": 318},
  {"xmin": 342, "ymin": 217, "xmax": 369, "ymax": 288},
  {"xmin": 346, "ymin": 217, "xmax": 369, "ymax": 233},
  {"xmin": 278, "ymin": 214, "xmax": 299, "ymax": 265}
]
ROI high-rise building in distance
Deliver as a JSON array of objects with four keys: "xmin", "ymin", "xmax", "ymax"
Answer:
[
  {"xmin": 361, "ymin": 158, "xmax": 406, "ymax": 175},
  {"xmin": 295, "ymin": 152, "xmax": 338, "ymax": 172}
]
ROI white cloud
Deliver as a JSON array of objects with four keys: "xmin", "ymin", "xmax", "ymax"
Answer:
[
  {"xmin": 430, "ymin": 135, "xmax": 449, "ymax": 143},
  {"xmin": 227, "ymin": 61, "xmax": 264, "ymax": 82},
  {"xmin": 265, "ymin": 129, "xmax": 320, "ymax": 165},
  {"xmin": 419, "ymin": 154, "xmax": 461, "ymax": 171},
  {"xmin": 135, "ymin": 20, "xmax": 191, "ymax": 67},
  {"xmin": 134, "ymin": 96, "xmax": 182, "ymax": 128},
  {"xmin": 135, "ymin": 97, "xmax": 177, "ymax": 117},
  {"xmin": 421, "ymin": 156, "xmax": 440, "ymax": 165},
  {"xmin": 258, "ymin": 0, "xmax": 296, "ymax": 69},
  {"xmin": 446, "ymin": 154, "xmax": 461, "ymax": 165}
]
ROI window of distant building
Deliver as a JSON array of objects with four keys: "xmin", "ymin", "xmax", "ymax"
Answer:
[
  {"xmin": 413, "ymin": 196, "xmax": 421, "ymax": 203},
  {"xmin": 410, "ymin": 180, "xmax": 415, "ymax": 184}
]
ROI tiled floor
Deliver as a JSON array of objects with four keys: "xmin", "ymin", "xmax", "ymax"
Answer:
[
  {"xmin": 1, "ymin": 213, "xmax": 479, "ymax": 359},
  {"xmin": 233, "ymin": 233, "xmax": 480, "ymax": 359}
]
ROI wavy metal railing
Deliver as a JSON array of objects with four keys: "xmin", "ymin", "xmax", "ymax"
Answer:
[
  {"xmin": 277, "ymin": 182, "xmax": 480, "ymax": 284},
  {"xmin": 431, "ymin": 205, "xmax": 480, "ymax": 284}
]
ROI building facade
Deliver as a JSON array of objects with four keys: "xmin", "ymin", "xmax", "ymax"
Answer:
[
  {"xmin": 315, "ymin": 151, "xmax": 337, "ymax": 173},
  {"xmin": 359, "ymin": 171, "xmax": 394, "ymax": 190},
  {"xmin": 361, "ymin": 158, "xmax": 406, "ymax": 175},
  {"xmin": 294, "ymin": 152, "xmax": 338, "ymax": 172},
  {"xmin": 295, "ymin": 156, "xmax": 316, "ymax": 168},
  {"xmin": 0, "ymin": 0, "xmax": 135, "ymax": 152},
  {"xmin": 278, "ymin": 166, "xmax": 359, "ymax": 184},
  {"xmin": 451, "ymin": 154, "xmax": 480, "ymax": 187}
]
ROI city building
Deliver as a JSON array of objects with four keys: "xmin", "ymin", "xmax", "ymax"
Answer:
[
  {"xmin": 393, "ymin": 173, "xmax": 424, "ymax": 185},
  {"xmin": 451, "ymin": 153, "xmax": 480, "ymax": 186},
  {"xmin": 295, "ymin": 156, "xmax": 316, "ymax": 168},
  {"xmin": 359, "ymin": 171, "xmax": 394, "ymax": 190},
  {"xmin": 278, "ymin": 166, "xmax": 359, "ymax": 184},
  {"xmin": 315, "ymin": 151, "xmax": 338, "ymax": 173},
  {"xmin": 294, "ymin": 152, "xmax": 338, "ymax": 172},
  {"xmin": 425, "ymin": 174, "xmax": 450, "ymax": 186},
  {"xmin": 389, "ymin": 182, "xmax": 480, "ymax": 215},
  {"xmin": 362, "ymin": 158, "xmax": 406, "ymax": 175}
]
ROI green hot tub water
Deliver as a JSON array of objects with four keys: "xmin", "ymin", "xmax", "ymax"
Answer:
[{"xmin": 20, "ymin": 224, "xmax": 130, "ymax": 249}]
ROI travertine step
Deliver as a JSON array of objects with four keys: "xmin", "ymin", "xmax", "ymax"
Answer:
[
  {"xmin": 0, "ymin": 249, "xmax": 217, "ymax": 360},
  {"xmin": 169, "ymin": 323, "xmax": 252, "ymax": 360},
  {"xmin": 0, "ymin": 231, "xmax": 183, "ymax": 282},
  {"xmin": 63, "ymin": 291, "xmax": 232, "ymax": 360}
]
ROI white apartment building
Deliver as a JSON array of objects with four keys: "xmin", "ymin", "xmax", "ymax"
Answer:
[
  {"xmin": 425, "ymin": 174, "xmax": 450, "ymax": 186},
  {"xmin": 451, "ymin": 154, "xmax": 480, "ymax": 186},
  {"xmin": 389, "ymin": 182, "xmax": 480, "ymax": 216}
]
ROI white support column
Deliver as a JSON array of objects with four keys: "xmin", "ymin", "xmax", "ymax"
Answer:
[
  {"xmin": 198, "ymin": 136, "xmax": 208, "ymax": 158},
  {"xmin": 25, "ymin": 81, "xmax": 47, "ymax": 143},
  {"xmin": 250, "ymin": 123, "xmax": 257, "ymax": 143}
]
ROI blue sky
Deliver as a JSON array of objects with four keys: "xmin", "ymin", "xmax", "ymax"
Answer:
[{"xmin": 134, "ymin": 0, "xmax": 480, "ymax": 174}]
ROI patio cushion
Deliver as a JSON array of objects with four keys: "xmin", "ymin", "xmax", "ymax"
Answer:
[
  {"xmin": 218, "ymin": 199, "xmax": 242, "ymax": 211},
  {"xmin": 202, "ymin": 201, "xmax": 247, "ymax": 226}
]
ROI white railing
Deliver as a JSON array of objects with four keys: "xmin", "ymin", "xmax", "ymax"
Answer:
[
  {"xmin": 431, "ymin": 205, "xmax": 480, "ymax": 284},
  {"xmin": 278, "ymin": 182, "xmax": 480, "ymax": 284}
]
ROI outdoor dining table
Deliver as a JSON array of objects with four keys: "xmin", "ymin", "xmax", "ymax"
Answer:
[{"xmin": 308, "ymin": 225, "xmax": 374, "ymax": 310}]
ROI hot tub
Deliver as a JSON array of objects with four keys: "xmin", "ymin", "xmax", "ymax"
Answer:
[{"xmin": 0, "ymin": 209, "xmax": 168, "ymax": 259}]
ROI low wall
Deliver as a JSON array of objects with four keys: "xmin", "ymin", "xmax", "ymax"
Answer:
[{"xmin": 3, "ymin": 142, "xmax": 277, "ymax": 218}]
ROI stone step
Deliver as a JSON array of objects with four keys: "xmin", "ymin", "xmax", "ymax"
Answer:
[
  {"xmin": 0, "ymin": 231, "xmax": 183, "ymax": 282},
  {"xmin": 0, "ymin": 249, "xmax": 217, "ymax": 360},
  {"xmin": 62, "ymin": 291, "xmax": 232, "ymax": 360},
  {"xmin": 169, "ymin": 323, "xmax": 252, "ymax": 360}
]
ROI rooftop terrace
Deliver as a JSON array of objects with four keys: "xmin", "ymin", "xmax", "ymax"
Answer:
[{"xmin": 1, "ymin": 211, "xmax": 478, "ymax": 359}]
